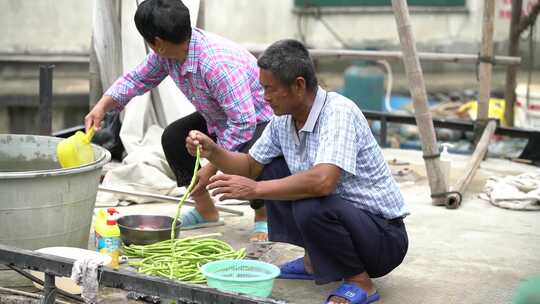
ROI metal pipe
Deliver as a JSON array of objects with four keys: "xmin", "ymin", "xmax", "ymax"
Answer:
[
  {"xmin": 361, "ymin": 110, "xmax": 538, "ymax": 139},
  {"xmin": 247, "ymin": 46, "xmax": 521, "ymax": 66},
  {"xmin": 0, "ymin": 287, "xmax": 71, "ymax": 304},
  {"xmin": 98, "ymin": 185, "xmax": 244, "ymax": 216},
  {"xmin": 380, "ymin": 116, "xmax": 388, "ymax": 147},
  {"xmin": 6, "ymin": 265, "xmax": 84, "ymax": 303},
  {"xmin": 39, "ymin": 64, "xmax": 54, "ymax": 136}
]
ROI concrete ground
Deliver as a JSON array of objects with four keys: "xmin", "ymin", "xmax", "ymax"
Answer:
[
  {"xmin": 2, "ymin": 148, "xmax": 538, "ymax": 303},
  {"xmin": 105, "ymin": 148, "xmax": 540, "ymax": 304}
]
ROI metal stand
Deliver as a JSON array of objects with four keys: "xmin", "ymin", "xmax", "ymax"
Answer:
[
  {"xmin": 0, "ymin": 244, "xmax": 284, "ymax": 304},
  {"xmin": 41, "ymin": 273, "xmax": 57, "ymax": 304}
]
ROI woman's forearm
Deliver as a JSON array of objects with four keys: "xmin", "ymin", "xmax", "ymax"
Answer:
[{"xmin": 98, "ymin": 95, "xmax": 118, "ymax": 112}]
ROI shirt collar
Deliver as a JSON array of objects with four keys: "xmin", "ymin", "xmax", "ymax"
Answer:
[
  {"xmin": 180, "ymin": 28, "xmax": 201, "ymax": 76},
  {"xmin": 299, "ymin": 86, "xmax": 327, "ymax": 133}
]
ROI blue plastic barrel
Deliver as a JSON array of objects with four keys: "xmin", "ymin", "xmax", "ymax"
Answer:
[{"xmin": 343, "ymin": 61, "xmax": 385, "ymax": 111}]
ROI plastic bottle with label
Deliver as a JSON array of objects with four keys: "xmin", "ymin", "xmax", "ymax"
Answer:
[
  {"xmin": 440, "ymin": 143, "xmax": 454, "ymax": 183},
  {"xmin": 94, "ymin": 208, "xmax": 121, "ymax": 268}
]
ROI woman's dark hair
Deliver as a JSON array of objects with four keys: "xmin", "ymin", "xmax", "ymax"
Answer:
[
  {"xmin": 257, "ymin": 39, "xmax": 318, "ymax": 92},
  {"xmin": 134, "ymin": 0, "xmax": 191, "ymax": 44}
]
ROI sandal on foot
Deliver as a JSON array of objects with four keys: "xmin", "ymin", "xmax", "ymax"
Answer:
[
  {"xmin": 250, "ymin": 221, "xmax": 269, "ymax": 243},
  {"xmin": 180, "ymin": 208, "xmax": 224, "ymax": 230},
  {"xmin": 324, "ymin": 283, "xmax": 380, "ymax": 304},
  {"xmin": 277, "ymin": 257, "xmax": 314, "ymax": 280}
]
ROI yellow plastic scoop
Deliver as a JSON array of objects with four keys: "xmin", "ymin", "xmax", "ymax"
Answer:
[{"xmin": 57, "ymin": 128, "xmax": 95, "ymax": 168}]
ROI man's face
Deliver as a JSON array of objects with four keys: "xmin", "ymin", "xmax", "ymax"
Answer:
[{"xmin": 259, "ymin": 69, "xmax": 295, "ymax": 116}]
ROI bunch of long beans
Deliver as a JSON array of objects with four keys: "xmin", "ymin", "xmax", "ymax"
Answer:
[
  {"xmin": 124, "ymin": 146, "xmax": 245, "ymax": 283},
  {"xmin": 125, "ymin": 234, "xmax": 245, "ymax": 283}
]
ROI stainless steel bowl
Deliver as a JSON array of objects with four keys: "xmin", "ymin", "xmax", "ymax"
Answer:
[{"xmin": 117, "ymin": 215, "xmax": 181, "ymax": 246}]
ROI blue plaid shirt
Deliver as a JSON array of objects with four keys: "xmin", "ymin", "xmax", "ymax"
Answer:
[{"xmin": 249, "ymin": 87, "xmax": 409, "ymax": 219}]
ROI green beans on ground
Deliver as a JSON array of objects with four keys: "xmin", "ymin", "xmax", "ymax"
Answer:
[{"xmin": 124, "ymin": 234, "xmax": 245, "ymax": 283}]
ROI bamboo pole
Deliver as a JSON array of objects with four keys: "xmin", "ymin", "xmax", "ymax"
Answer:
[
  {"xmin": 504, "ymin": 0, "xmax": 523, "ymax": 127},
  {"xmin": 97, "ymin": 185, "xmax": 244, "ymax": 216},
  {"xmin": 447, "ymin": 120, "xmax": 497, "ymax": 209},
  {"xmin": 391, "ymin": 0, "xmax": 449, "ymax": 206},
  {"xmin": 246, "ymin": 47, "xmax": 521, "ymax": 66},
  {"xmin": 445, "ymin": 1, "xmax": 497, "ymax": 209},
  {"xmin": 477, "ymin": 0, "xmax": 496, "ymax": 122}
]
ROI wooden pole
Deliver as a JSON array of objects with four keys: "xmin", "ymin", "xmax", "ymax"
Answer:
[
  {"xmin": 477, "ymin": 0, "xmax": 496, "ymax": 122},
  {"xmin": 504, "ymin": 0, "xmax": 523, "ymax": 127},
  {"xmin": 247, "ymin": 47, "xmax": 521, "ymax": 66},
  {"xmin": 89, "ymin": 35, "xmax": 103, "ymax": 109},
  {"xmin": 391, "ymin": 0, "xmax": 449, "ymax": 206},
  {"xmin": 197, "ymin": 0, "xmax": 205, "ymax": 29},
  {"xmin": 92, "ymin": 0, "xmax": 123, "ymax": 89},
  {"xmin": 447, "ymin": 120, "xmax": 497, "ymax": 209}
]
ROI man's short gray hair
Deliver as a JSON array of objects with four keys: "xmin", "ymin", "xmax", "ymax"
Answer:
[{"xmin": 257, "ymin": 39, "xmax": 318, "ymax": 92}]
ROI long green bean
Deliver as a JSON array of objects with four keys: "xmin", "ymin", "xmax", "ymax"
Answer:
[
  {"xmin": 171, "ymin": 145, "xmax": 201, "ymax": 239},
  {"xmin": 124, "ymin": 146, "xmax": 245, "ymax": 284}
]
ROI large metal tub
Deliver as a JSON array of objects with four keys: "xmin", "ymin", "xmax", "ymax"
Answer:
[{"xmin": 0, "ymin": 134, "xmax": 110, "ymax": 250}]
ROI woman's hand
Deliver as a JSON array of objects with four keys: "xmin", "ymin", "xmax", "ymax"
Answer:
[
  {"xmin": 207, "ymin": 174, "xmax": 258, "ymax": 201},
  {"xmin": 191, "ymin": 163, "xmax": 218, "ymax": 196},
  {"xmin": 186, "ymin": 130, "xmax": 218, "ymax": 159},
  {"xmin": 85, "ymin": 95, "xmax": 116, "ymax": 131}
]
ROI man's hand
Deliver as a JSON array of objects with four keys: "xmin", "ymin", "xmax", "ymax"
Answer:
[
  {"xmin": 191, "ymin": 163, "xmax": 218, "ymax": 196},
  {"xmin": 186, "ymin": 130, "xmax": 218, "ymax": 159},
  {"xmin": 207, "ymin": 174, "xmax": 258, "ymax": 201}
]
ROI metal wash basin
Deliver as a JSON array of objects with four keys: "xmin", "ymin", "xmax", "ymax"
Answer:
[
  {"xmin": 0, "ymin": 134, "xmax": 110, "ymax": 250},
  {"xmin": 117, "ymin": 215, "xmax": 181, "ymax": 246}
]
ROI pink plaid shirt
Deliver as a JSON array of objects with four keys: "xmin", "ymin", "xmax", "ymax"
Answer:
[{"xmin": 105, "ymin": 28, "xmax": 273, "ymax": 151}]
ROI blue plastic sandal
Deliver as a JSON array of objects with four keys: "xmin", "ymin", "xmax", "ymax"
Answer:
[
  {"xmin": 250, "ymin": 221, "xmax": 269, "ymax": 242},
  {"xmin": 180, "ymin": 208, "xmax": 224, "ymax": 230},
  {"xmin": 253, "ymin": 221, "xmax": 268, "ymax": 234},
  {"xmin": 277, "ymin": 257, "xmax": 314, "ymax": 280},
  {"xmin": 324, "ymin": 283, "xmax": 380, "ymax": 304}
]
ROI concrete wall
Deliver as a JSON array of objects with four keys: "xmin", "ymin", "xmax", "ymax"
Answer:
[
  {"xmin": 0, "ymin": 0, "xmax": 92, "ymax": 133},
  {"xmin": 203, "ymin": 0, "xmax": 539, "ymax": 54},
  {"xmin": 0, "ymin": 0, "xmax": 92, "ymax": 54},
  {"xmin": 0, "ymin": 0, "xmax": 537, "ymax": 55}
]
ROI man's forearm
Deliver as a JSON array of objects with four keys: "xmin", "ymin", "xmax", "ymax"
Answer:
[
  {"xmin": 208, "ymin": 148, "xmax": 254, "ymax": 178},
  {"xmin": 255, "ymin": 168, "xmax": 332, "ymax": 201}
]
